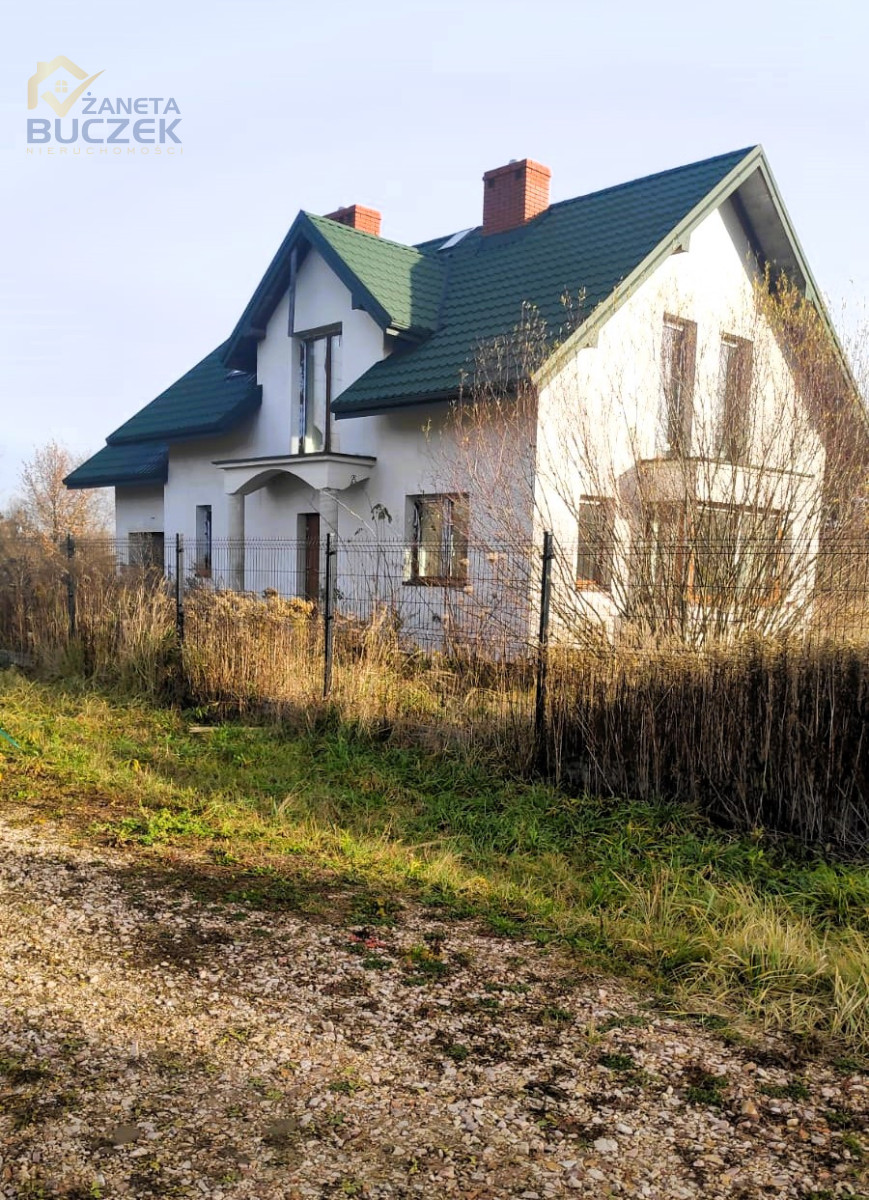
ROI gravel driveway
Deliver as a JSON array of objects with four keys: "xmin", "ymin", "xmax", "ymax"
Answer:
[{"xmin": 0, "ymin": 811, "xmax": 866, "ymax": 1199}]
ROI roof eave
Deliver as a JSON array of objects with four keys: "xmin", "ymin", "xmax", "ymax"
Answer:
[
  {"xmin": 107, "ymin": 384, "xmax": 262, "ymax": 446},
  {"xmin": 333, "ymin": 388, "xmax": 458, "ymax": 419}
]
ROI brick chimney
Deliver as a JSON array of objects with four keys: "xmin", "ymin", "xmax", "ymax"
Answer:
[
  {"xmin": 324, "ymin": 204, "xmax": 381, "ymax": 236},
  {"xmin": 482, "ymin": 159, "xmax": 551, "ymax": 235}
]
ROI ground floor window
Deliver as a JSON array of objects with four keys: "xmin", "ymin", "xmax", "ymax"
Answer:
[
  {"xmin": 406, "ymin": 494, "xmax": 469, "ymax": 585},
  {"xmin": 576, "ymin": 497, "xmax": 614, "ymax": 589},
  {"xmin": 128, "ymin": 531, "xmax": 164, "ymax": 573},
  {"xmin": 195, "ymin": 505, "xmax": 212, "ymax": 577},
  {"xmin": 632, "ymin": 500, "xmax": 784, "ymax": 612},
  {"xmin": 691, "ymin": 504, "xmax": 783, "ymax": 605}
]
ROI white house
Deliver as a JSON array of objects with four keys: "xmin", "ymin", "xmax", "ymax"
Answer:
[{"xmin": 65, "ymin": 147, "xmax": 864, "ymax": 645}]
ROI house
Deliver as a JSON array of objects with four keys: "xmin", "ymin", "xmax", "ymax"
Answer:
[{"xmin": 65, "ymin": 146, "xmax": 865, "ymax": 645}]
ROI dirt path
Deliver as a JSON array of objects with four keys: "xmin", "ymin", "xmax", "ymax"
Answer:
[{"xmin": 0, "ymin": 812, "xmax": 866, "ymax": 1199}]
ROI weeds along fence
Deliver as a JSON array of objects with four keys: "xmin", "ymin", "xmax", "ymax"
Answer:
[{"xmin": 2, "ymin": 531, "xmax": 869, "ymax": 849}]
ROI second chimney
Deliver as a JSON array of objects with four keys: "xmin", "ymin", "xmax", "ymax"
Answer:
[
  {"xmin": 324, "ymin": 204, "xmax": 381, "ymax": 236},
  {"xmin": 482, "ymin": 159, "xmax": 551, "ymax": 236}
]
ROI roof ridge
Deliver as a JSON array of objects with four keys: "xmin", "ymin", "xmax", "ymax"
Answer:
[
  {"xmin": 545, "ymin": 146, "xmax": 759, "ymax": 213},
  {"xmin": 412, "ymin": 149, "xmax": 758, "ymax": 252},
  {"xmin": 304, "ymin": 211, "xmax": 429, "ymax": 259}
]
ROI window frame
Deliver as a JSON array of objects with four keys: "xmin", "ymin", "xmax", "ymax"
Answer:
[
  {"xmin": 128, "ymin": 531, "xmax": 165, "ymax": 574},
  {"xmin": 296, "ymin": 323, "xmax": 342, "ymax": 455},
  {"xmin": 688, "ymin": 502, "xmax": 785, "ymax": 607},
  {"xmin": 195, "ymin": 504, "xmax": 212, "ymax": 578},
  {"xmin": 715, "ymin": 334, "xmax": 754, "ymax": 463},
  {"xmin": 406, "ymin": 493, "xmax": 470, "ymax": 587},
  {"xmin": 633, "ymin": 500, "xmax": 785, "ymax": 610},
  {"xmin": 660, "ymin": 314, "xmax": 698, "ymax": 457},
  {"xmin": 575, "ymin": 496, "xmax": 615, "ymax": 590}
]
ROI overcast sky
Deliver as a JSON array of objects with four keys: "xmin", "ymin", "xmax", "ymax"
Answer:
[{"xmin": 1, "ymin": 0, "xmax": 868, "ymax": 504}]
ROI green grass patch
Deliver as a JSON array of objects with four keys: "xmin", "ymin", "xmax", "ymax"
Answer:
[{"xmin": 3, "ymin": 672, "xmax": 869, "ymax": 1052}]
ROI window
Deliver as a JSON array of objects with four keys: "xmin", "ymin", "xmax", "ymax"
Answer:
[
  {"xmin": 407, "ymin": 494, "xmax": 469, "ymax": 585},
  {"xmin": 129, "ymin": 531, "xmax": 164, "ymax": 573},
  {"xmin": 659, "ymin": 315, "xmax": 697, "ymax": 455},
  {"xmin": 633, "ymin": 501, "xmax": 784, "ymax": 613},
  {"xmin": 576, "ymin": 498, "xmax": 614, "ymax": 588},
  {"xmin": 635, "ymin": 501, "xmax": 690, "ymax": 599},
  {"xmin": 195, "ymin": 505, "xmax": 212, "ymax": 577},
  {"xmin": 715, "ymin": 335, "xmax": 753, "ymax": 461},
  {"xmin": 691, "ymin": 504, "xmax": 783, "ymax": 604},
  {"xmin": 297, "ymin": 327, "xmax": 341, "ymax": 454}
]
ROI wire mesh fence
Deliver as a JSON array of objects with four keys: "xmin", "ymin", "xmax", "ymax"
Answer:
[
  {"xmin": 3, "ymin": 528, "xmax": 869, "ymax": 663},
  {"xmin": 3, "ymin": 528, "xmax": 869, "ymax": 845}
]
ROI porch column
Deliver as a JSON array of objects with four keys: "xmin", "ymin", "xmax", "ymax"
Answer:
[
  {"xmin": 227, "ymin": 492, "xmax": 245, "ymax": 591},
  {"xmin": 319, "ymin": 488, "xmax": 339, "ymax": 536}
]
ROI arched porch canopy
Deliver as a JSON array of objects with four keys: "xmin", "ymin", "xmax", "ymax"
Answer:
[{"xmin": 212, "ymin": 452, "xmax": 376, "ymax": 497}]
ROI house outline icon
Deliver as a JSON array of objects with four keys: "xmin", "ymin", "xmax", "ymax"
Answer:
[{"xmin": 27, "ymin": 56, "xmax": 104, "ymax": 117}]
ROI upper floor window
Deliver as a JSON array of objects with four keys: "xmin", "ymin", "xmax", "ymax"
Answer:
[
  {"xmin": 406, "ymin": 493, "xmax": 469, "ymax": 585},
  {"xmin": 715, "ymin": 335, "xmax": 753, "ymax": 462},
  {"xmin": 297, "ymin": 326, "xmax": 341, "ymax": 454},
  {"xmin": 659, "ymin": 315, "xmax": 697, "ymax": 456},
  {"xmin": 576, "ymin": 497, "xmax": 614, "ymax": 589}
]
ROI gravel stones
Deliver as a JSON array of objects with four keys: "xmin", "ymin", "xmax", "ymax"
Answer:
[{"xmin": 0, "ymin": 812, "xmax": 866, "ymax": 1198}]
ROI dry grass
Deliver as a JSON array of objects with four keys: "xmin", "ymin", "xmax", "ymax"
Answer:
[{"xmin": 2, "ymin": 542, "xmax": 869, "ymax": 851}]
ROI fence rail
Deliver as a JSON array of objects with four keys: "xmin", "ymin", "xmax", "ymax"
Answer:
[{"xmin": 3, "ymin": 529, "xmax": 869, "ymax": 847}]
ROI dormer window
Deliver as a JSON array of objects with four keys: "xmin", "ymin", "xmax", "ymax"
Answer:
[{"xmin": 297, "ymin": 326, "xmax": 341, "ymax": 454}]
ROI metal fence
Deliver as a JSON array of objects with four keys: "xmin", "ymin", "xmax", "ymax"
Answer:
[{"xmin": 3, "ymin": 528, "xmax": 869, "ymax": 660}]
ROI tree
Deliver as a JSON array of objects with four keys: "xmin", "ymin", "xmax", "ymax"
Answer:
[
  {"xmin": 433, "ymin": 274, "xmax": 869, "ymax": 646},
  {"xmin": 17, "ymin": 440, "xmax": 111, "ymax": 543}
]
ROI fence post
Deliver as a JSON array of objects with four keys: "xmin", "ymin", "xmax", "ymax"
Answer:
[
  {"xmin": 323, "ymin": 532, "xmax": 336, "ymax": 698},
  {"xmin": 175, "ymin": 533, "xmax": 185, "ymax": 643},
  {"xmin": 65, "ymin": 532, "xmax": 76, "ymax": 640},
  {"xmin": 534, "ymin": 530, "xmax": 554, "ymax": 763}
]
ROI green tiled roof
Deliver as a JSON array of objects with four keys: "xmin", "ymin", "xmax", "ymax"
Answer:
[
  {"xmin": 223, "ymin": 212, "xmax": 446, "ymax": 373},
  {"xmin": 332, "ymin": 147, "xmax": 757, "ymax": 415},
  {"xmin": 64, "ymin": 441, "xmax": 168, "ymax": 489},
  {"xmin": 304, "ymin": 213, "xmax": 444, "ymax": 335},
  {"xmin": 107, "ymin": 344, "xmax": 261, "ymax": 445},
  {"xmin": 68, "ymin": 147, "xmax": 770, "ymax": 495}
]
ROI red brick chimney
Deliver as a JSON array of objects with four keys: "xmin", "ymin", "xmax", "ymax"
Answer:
[
  {"xmin": 482, "ymin": 159, "xmax": 551, "ymax": 236},
  {"xmin": 324, "ymin": 204, "xmax": 381, "ymax": 236}
]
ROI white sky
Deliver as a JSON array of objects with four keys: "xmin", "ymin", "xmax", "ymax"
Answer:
[{"xmin": 1, "ymin": 0, "xmax": 868, "ymax": 503}]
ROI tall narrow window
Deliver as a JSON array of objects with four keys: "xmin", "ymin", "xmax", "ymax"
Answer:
[
  {"xmin": 576, "ymin": 498, "xmax": 614, "ymax": 589},
  {"xmin": 195, "ymin": 505, "xmax": 212, "ymax": 577},
  {"xmin": 660, "ymin": 315, "xmax": 697, "ymax": 456},
  {"xmin": 716, "ymin": 335, "xmax": 753, "ymax": 462},
  {"xmin": 407, "ymin": 494, "xmax": 469, "ymax": 585},
  {"xmin": 297, "ymin": 328, "xmax": 341, "ymax": 453}
]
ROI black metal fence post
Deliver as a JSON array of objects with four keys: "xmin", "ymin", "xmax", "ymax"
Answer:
[
  {"xmin": 534, "ymin": 530, "xmax": 554, "ymax": 762},
  {"xmin": 175, "ymin": 533, "xmax": 185, "ymax": 643},
  {"xmin": 65, "ymin": 533, "xmax": 76, "ymax": 640},
  {"xmin": 323, "ymin": 532, "xmax": 336, "ymax": 698}
]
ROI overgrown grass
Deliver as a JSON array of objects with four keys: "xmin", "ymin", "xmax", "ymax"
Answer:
[{"xmin": 2, "ymin": 669, "xmax": 869, "ymax": 1055}]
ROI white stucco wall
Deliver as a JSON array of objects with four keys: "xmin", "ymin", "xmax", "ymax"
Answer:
[
  {"xmin": 534, "ymin": 198, "xmax": 826, "ymax": 635},
  {"xmin": 115, "ymin": 485, "xmax": 164, "ymax": 539},
  {"xmin": 109, "ymin": 195, "xmax": 829, "ymax": 647}
]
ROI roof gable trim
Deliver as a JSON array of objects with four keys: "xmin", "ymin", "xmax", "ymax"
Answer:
[{"xmin": 533, "ymin": 146, "xmax": 766, "ymax": 389}]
